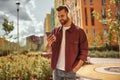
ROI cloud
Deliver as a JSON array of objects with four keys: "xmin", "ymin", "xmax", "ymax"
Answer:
[
  {"xmin": 0, "ymin": 0, "xmax": 31, "ymax": 21},
  {"xmin": 29, "ymin": 0, "xmax": 36, "ymax": 8},
  {"xmin": 0, "ymin": 0, "xmax": 34, "ymax": 37},
  {"xmin": 19, "ymin": 20, "xmax": 44, "ymax": 38},
  {"xmin": 0, "ymin": 0, "xmax": 53, "ymax": 45},
  {"xmin": 35, "ymin": 22, "xmax": 43, "ymax": 32}
]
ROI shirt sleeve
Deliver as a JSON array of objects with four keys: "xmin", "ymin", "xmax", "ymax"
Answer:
[{"xmin": 78, "ymin": 29, "xmax": 88, "ymax": 62}]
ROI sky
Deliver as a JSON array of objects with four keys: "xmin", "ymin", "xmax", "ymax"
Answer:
[{"xmin": 0, "ymin": 0, "xmax": 54, "ymax": 46}]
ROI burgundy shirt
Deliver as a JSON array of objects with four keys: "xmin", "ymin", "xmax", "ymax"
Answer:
[{"xmin": 51, "ymin": 23, "xmax": 88, "ymax": 72}]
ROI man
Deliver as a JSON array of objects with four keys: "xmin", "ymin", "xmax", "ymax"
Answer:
[{"xmin": 46, "ymin": 5, "xmax": 88, "ymax": 80}]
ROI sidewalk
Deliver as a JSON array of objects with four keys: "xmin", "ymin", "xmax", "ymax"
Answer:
[{"xmin": 76, "ymin": 58, "xmax": 120, "ymax": 80}]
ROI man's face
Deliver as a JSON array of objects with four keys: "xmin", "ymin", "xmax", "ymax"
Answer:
[{"xmin": 58, "ymin": 9, "xmax": 69, "ymax": 25}]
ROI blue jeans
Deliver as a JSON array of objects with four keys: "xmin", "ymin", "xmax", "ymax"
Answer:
[{"xmin": 53, "ymin": 69, "xmax": 76, "ymax": 80}]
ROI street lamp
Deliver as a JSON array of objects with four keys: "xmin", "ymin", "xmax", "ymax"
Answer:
[{"xmin": 16, "ymin": 0, "xmax": 20, "ymax": 45}]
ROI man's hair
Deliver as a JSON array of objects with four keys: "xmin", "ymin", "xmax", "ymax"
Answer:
[{"xmin": 56, "ymin": 5, "xmax": 69, "ymax": 13}]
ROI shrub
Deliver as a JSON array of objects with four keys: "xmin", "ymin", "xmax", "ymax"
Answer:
[
  {"xmin": 89, "ymin": 45, "xmax": 119, "ymax": 51},
  {"xmin": 0, "ymin": 50, "xmax": 12, "ymax": 57},
  {"xmin": 0, "ymin": 54, "xmax": 52, "ymax": 80},
  {"xmin": 88, "ymin": 51, "xmax": 119, "ymax": 58}
]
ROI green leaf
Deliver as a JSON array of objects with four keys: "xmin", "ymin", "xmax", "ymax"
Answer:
[
  {"xmin": 2, "ymin": 18, "xmax": 14, "ymax": 37},
  {"xmin": 92, "ymin": 10, "xmax": 100, "ymax": 19},
  {"xmin": 107, "ymin": 9, "xmax": 112, "ymax": 17}
]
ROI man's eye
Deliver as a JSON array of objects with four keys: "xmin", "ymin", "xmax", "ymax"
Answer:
[
  {"xmin": 61, "ymin": 15, "xmax": 64, "ymax": 17},
  {"xmin": 58, "ymin": 15, "xmax": 64, "ymax": 18}
]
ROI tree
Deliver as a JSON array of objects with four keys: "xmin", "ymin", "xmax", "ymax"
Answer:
[
  {"xmin": 2, "ymin": 18, "xmax": 14, "ymax": 54},
  {"xmin": 2, "ymin": 18, "xmax": 14, "ymax": 37},
  {"xmin": 93, "ymin": 0, "xmax": 120, "ymax": 56}
]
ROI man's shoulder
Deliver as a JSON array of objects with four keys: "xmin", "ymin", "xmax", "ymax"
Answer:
[{"xmin": 74, "ymin": 25, "xmax": 84, "ymax": 32}]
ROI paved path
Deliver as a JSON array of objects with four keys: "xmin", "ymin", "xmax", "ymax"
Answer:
[
  {"xmin": 76, "ymin": 58, "xmax": 120, "ymax": 80},
  {"xmin": 90, "ymin": 58, "xmax": 120, "ymax": 64}
]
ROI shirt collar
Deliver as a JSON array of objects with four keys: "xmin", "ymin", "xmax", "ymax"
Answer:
[
  {"xmin": 66, "ymin": 23, "xmax": 75, "ymax": 33},
  {"xmin": 60, "ymin": 23, "xmax": 75, "ymax": 33}
]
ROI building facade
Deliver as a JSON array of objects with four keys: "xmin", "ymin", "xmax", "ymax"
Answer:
[
  {"xmin": 26, "ymin": 35, "xmax": 40, "ymax": 51},
  {"xmin": 50, "ymin": 8, "xmax": 55, "ymax": 30},
  {"xmin": 44, "ymin": 13, "xmax": 51, "ymax": 33},
  {"xmin": 0, "ymin": 38, "xmax": 9, "ymax": 50},
  {"xmin": 0, "ymin": 38, "xmax": 19, "ymax": 51},
  {"xmin": 63, "ymin": 0, "xmax": 81, "ymax": 26},
  {"xmin": 54, "ymin": 0, "xmax": 64, "ymax": 27},
  {"xmin": 63, "ymin": 0, "xmax": 117, "ymax": 47}
]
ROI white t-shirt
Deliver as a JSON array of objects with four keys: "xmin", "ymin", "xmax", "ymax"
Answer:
[{"xmin": 56, "ymin": 26, "xmax": 70, "ymax": 70}]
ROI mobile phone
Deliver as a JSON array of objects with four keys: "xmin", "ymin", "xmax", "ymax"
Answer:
[{"xmin": 46, "ymin": 32, "xmax": 51, "ymax": 36}]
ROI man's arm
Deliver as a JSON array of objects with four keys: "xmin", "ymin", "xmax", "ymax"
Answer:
[
  {"xmin": 73, "ymin": 29, "xmax": 88, "ymax": 72},
  {"xmin": 73, "ymin": 60, "xmax": 84, "ymax": 72}
]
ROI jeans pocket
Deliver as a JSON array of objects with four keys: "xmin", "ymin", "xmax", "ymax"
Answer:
[
  {"xmin": 66, "ymin": 71, "xmax": 76, "ymax": 78},
  {"xmin": 71, "ymin": 71, "xmax": 76, "ymax": 75},
  {"xmin": 65, "ymin": 71, "xmax": 76, "ymax": 80}
]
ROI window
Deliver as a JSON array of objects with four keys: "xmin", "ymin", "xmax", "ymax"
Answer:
[
  {"xmin": 75, "ymin": 0, "xmax": 77, "ymax": 6},
  {"xmin": 101, "ymin": 0, "xmax": 106, "ymax": 5},
  {"xmin": 86, "ymin": 29, "xmax": 88, "ymax": 34},
  {"xmin": 85, "ymin": 8, "xmax": 88, "ymax": 26},
  {"xmin": 101, "ymin": 8, "xmax": 106, "ymax": 24},
  {"xmin": 91, "ymin": 8, "xmax": 95, "ymax": 25},
  {"xmin": 92, "ymin": 29, "xmax": 96, "ymax": 36},
  {"xmin": 84, "ymin": 0, "xmax": 86, "ymax": 4},
  {"xmin": 90, "ymin": 0, "xmax": 93, "ymax": 5},
  {"xmin": 93, "ymin": 40, "xmax": 96, "ymax": 46},
  {"xmin": 102, "ymin": 8, "xmax": 106, "ymax": 19},
  {"xmin": 115, "ymin": 10, "xmax": 119, "ymax": 22},
  {"xmin": 104, "ymin": 40, "xmax": 108, "ymax": 46},
  {"xmin": 104, "ymin": 29, "xmax": 108, "ymax": 36}
]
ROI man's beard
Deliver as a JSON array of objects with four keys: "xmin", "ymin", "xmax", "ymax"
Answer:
[{"xmin": 60, "ymin": 17, "xmax": 69, "ymax": 25}]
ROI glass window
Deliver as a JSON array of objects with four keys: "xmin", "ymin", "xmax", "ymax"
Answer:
[
  {"xmin": 75, "ymin": 0, "xmax": 77, "ymax": 6},
  {"xmin": 102, "ymin": 8, "xmax": 106, "ymax": 19},
  {"xmin": 85, "ymin": 8, "xmax": 88, "ymax": 26},
  {"xmin": 92, "ymin": 29, "xmax": 96, "ymax": 36},
  {"xmin": 104, "ymin": 29, "xmax": 108, "ymax": 36},
  {"xmin": 91, "ymin": 8, "xmax": 95, "ymax": 25},
  {"xmin": 84, "ymin": 0, "xmax": 86, "ymax": 4},
  {"xmin": 101, "ymin": 8, "xmax": 106, "ymax": 24},
  {"xmin": 102, "ymin": 0, "xmax": 106, "ymax": 5},
  {"xmin": 115, "ymin": 10, "xmax": 119, "ymax": 22},
  {"xmin": 93, "ymin": 40, "xmax": 96, "ymax": 46},
  {"xmin": 86, "ymin": 29, "xmax": 88, "ymax": 34},
  {"xmin": 90, "ymin": 0, "xmax": 93, "ymax": 5},
  {"xmin": 104, "ymin": 40, "xmax": 108, "ymax": 46}
]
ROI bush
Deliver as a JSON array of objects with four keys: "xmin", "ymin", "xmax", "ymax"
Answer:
[
  {"xmin": 88, "ymin": 51, "xmax": 119, "ymax": 58},
  {"xmin": 0, "ymin": 54, "xmax": 52, "ymax": 80},
  {"xmin": 0, "ymin": 50, "xmax": 12, "ymax": 57},
  {"xmin": 89, "ymin": 45, "xmax": 119, "ymax": 51}
]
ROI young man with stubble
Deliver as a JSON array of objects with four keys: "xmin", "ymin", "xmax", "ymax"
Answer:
[{"xmin": 46, "ymin": 5, "xmax": 88, "ymax": 80}]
